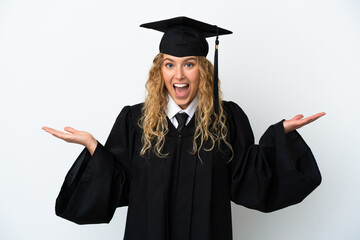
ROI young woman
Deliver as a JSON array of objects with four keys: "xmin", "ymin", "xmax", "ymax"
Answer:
[{"xmin": 42, "ymin": 16, "xmax": 325, "ymax": 240}]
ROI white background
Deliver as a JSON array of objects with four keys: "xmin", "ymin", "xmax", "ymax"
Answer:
[{"xmin": 1, "ymin": 0, "xmax": 359, "ymax": 239}]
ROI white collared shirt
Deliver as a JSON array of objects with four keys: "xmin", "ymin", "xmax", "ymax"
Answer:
[{"xmin": 166, "ymin": 94, "xmax": 199, "ymax": 129}]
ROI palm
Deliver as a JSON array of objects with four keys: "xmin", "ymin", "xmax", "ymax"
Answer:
[
  {"xmin": 283, "ymin": 112, "xmax": 326, "ymax": 134},
  {"xmin": 42, "ymin": 126, "xmax": 93, "ymax": 146}
]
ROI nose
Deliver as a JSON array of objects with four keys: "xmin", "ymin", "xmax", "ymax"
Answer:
[{"xmin": 175, "ymin": 66, "xmax": 185, "ymax": 80}]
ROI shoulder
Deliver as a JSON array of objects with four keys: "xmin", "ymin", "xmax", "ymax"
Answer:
[
  {"xmin": 222, "ymin": 100, "xmax": 248, "ymax": 120},
  {"xmin": 117, "ymin": 103, "xmax": 143, "ymax": 118},
  {"xmin": 222, "ymin": 100, "xmax": 253, "ymax": 138},
  {"xmin": 129, "ymin": 102, "xmax": 144, "ymax": 121},
  {"xmin": 116, "ymin": 103, "xmax": 143, "ymax": 133}
]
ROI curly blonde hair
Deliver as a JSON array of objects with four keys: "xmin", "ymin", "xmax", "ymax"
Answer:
[{"xmin": 139, "ymin": 53, "xmax": 233, "ymax": 162}]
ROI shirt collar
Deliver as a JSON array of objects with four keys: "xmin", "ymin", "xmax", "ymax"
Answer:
[{"xmin": 166, "ymin": 94, "xmax": 199, "ymax": 120}]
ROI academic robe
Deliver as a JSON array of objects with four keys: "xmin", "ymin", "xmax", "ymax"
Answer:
[{"xmin": 55, "ymin": 101, "xmax": 321, "ymax": 240}]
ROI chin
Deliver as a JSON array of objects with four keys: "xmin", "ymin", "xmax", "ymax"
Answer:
[
  {"xmin": 176, "ymin": 101, "xmax": 190, "ymax": 109},
  {"xmin": 173, "ymin": 97, "xmax": 191, "ymax": 109}
]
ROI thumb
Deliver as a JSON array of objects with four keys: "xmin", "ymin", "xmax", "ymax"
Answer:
[
  {"xmin": 64, "ymin": 126, "xmax": 78, "ymax": 133},
  {"xmin": 292, "ymin": 114, "xmax": 304, "ymax": 120}
]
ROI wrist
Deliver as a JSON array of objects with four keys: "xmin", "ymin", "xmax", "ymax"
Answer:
[{"xmin": 86, "ymin": 137, "xmax": 98, "ymax": 155}]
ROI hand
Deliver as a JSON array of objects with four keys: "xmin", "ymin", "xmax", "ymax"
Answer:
[
  {"xmin": 283, "ymin": 112, "xmax": 326, "ymax": 134},
  {"xmin": 42, "ymin": 126, "xmax": 97, "ymax": 154}
]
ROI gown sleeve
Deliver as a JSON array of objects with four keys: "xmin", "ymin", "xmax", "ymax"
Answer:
[
  {"xmin": 55, "ymin": 106, "xmax": 134, "ymax": 224},
  {"xmin": 226, "ymin": 101, "xmax": 321, "ymax": 212}
]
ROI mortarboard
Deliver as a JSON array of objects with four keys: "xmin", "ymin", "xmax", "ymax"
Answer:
[{"xmin": 140, "ymin": 16, "xmax": 232, "ymax": 114}]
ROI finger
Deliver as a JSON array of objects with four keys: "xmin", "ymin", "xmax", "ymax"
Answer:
[
  {"xmin": 42, "ymin": 126, "xmax": 52, "ymax": 131},
  {"xmin": 42, "ymin": 126, "xmax": 60, "ymax": 134},
  {"xmin": 306, "ymin": 112, "xmax": 326, "ymax": 123},
  {"xmin": 311, "ymin": 112, "xmax": 326, "ymax": 119},
  {"xmin": 50, "ymin": 130, "xmax": 68, "ymax": 138},
  {"xmin": 297, "ymin": 112, "xmax": 326, "ymax": 127},
  {"xmin": 43, "ymin": 127, "xmax": 71, "ymax": 140}
]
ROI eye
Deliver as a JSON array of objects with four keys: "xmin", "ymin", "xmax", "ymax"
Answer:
[
  {"xmin": 185, "ymin": 63, "xmax": 194, "ymax": 68},
  {"xmin": 165, "ymin": 63, "xmax": 173, "ymax": 68}
]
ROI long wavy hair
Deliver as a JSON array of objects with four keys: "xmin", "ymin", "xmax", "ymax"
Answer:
[{"xmin": 139, "ymin": 53, "xmax": 233, "ymax": 162}]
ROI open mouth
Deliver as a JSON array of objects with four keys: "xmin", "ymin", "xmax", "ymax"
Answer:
[{"xmin": 173, "ymin": 83, "xmax": 190, "ymax": 98}]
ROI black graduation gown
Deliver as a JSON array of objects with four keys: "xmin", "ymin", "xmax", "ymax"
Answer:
[{"xmin": 55, "ymin": 101, "xmax": 321, "ymax": 240}]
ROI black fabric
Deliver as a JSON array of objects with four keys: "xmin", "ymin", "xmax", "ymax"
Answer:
[
  {"xmin": 175, "ymin": 112, "xmax": 188, "ymax": 134},
  {"xmin": 55, "ymin": 101, "xmax": 321, "ymax": 240},
  {"xmin": 140, "ymin": 16, "xmax": 232, "ymax": 57}
]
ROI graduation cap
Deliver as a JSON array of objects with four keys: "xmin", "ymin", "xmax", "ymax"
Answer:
[{"xmin": 140, "ymin": 16, "xmax": 232, "ymax": 114}]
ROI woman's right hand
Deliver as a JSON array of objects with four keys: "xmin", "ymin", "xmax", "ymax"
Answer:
[{"xmin": 42, "ymin": 126, "xmax": 98, "ymax": 155}]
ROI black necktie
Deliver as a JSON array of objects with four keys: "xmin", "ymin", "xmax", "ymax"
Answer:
[{"xmin": 175, "ymin": 112, "xmax": 188, "ymax": 134}]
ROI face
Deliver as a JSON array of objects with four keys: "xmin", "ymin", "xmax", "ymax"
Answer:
[{"xmin": 162, "ymin": 54, "xmax": 200, "ymax": 110}]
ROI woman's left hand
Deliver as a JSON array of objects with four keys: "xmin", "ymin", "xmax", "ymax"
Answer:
[{"xmin": 283, "ymin": 112, "xmax": 326, "ymax": 134}]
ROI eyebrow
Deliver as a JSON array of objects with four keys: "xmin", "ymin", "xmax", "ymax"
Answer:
[{"xmin": 163, "ymin": 57, "xmax": 197, "ymax": 62}]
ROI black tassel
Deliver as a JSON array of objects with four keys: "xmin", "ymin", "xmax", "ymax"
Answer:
[{"xmin": 214, "ymin": 26, "xmax": 219, "ymax": 115}]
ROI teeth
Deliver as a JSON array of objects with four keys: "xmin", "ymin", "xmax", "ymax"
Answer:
[{"xmin": 174, "ymin": 83, "xmax": 188, "ymax": 88}]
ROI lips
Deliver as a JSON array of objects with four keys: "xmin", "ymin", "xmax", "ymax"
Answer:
[{"xmin": 173, "ymin": 83, "xmax": 190, "ymax": 98}]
